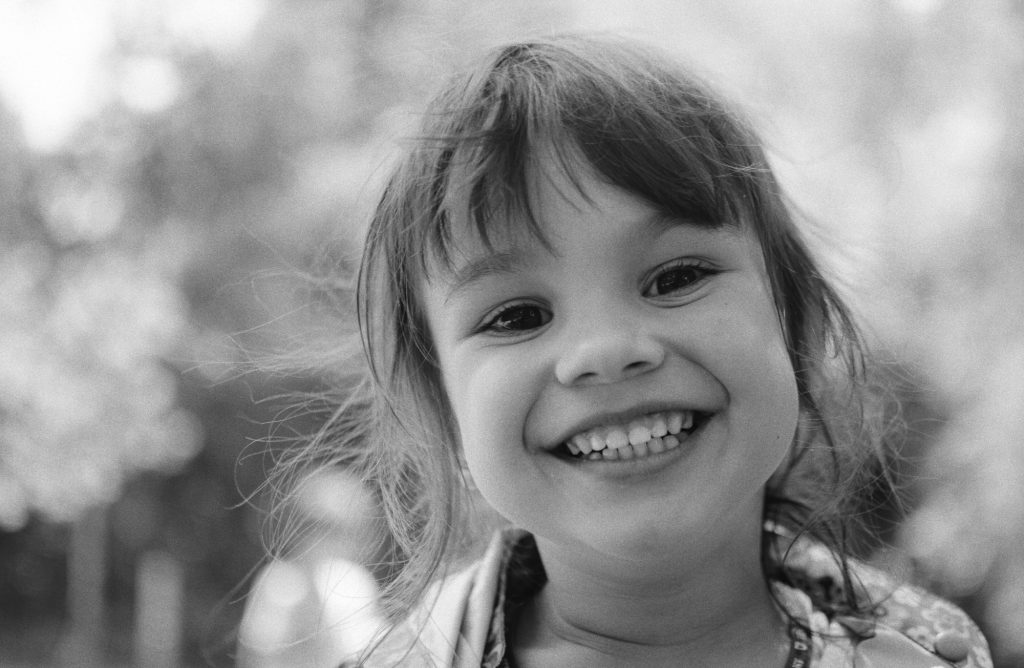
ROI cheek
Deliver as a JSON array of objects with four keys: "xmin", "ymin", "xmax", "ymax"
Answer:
[
  {"xmin": 716, "ymin": 287, "xmax": 800, "ymax": 454},
  {"xmin": 750, "ymin": 314, "xmax": 801, "ymax": 463},
  {"xmin": 766, "ymin": 351, "xmax": 800, "ymax": 450},
  {"xmin": 446, "ymin": 359, "xmax": 536, "ymax": 517},
  {"xmin": 442, "ymin": 350, "xmax": 538, "ymax": 456}
]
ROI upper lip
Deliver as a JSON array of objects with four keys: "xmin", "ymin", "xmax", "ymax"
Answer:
[{"xmin": 546, "ymin": 401, "xmax": 708, "ymax": 450}]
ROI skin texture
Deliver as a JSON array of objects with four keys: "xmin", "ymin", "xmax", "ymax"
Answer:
[{"xmin": 420, "ymin": 162, "xmax": 800, "ymax": 666}]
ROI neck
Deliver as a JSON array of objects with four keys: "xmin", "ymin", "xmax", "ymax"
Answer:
[{"xmin": 512, "ymin": 520, "xmax": 790, "ymax": 667}]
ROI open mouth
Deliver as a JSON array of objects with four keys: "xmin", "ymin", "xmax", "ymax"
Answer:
[{"xmin": 559, "ymin": 410, "xmax": 710, "ymax": 461}]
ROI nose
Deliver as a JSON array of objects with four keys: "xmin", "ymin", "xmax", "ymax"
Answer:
[{"xmin": 554, "ymin": 325, "xmax": 666, "ymax": 387}]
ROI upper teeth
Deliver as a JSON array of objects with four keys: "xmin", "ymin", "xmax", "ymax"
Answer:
[{"xmin": 565, "ymin": 410, "xmax": 695, "ymax": 457}]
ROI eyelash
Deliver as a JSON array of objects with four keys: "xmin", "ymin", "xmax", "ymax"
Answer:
[
  {"xmin": 477, "ymin": 301, "xmax": 551, "ymax": 335},
  {"xmin": 642, "ymin": 259, "xmax": 717, "ymax": 299},
  {"xmin": 475, "ymin": 259, "xmax": 716, "ymax": 335}
]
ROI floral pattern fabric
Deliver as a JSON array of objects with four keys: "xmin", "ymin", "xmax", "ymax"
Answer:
[
  {"xmin": 482, "ymin": 528, "xmax": 991, "ymax": 668},
  {"xmin": 764, "ymin": 524, "xmax": 991, "ymax": 668},
  {"xmin": 362, "ymin": 527, "xmax": 991, "ymax": 667}
]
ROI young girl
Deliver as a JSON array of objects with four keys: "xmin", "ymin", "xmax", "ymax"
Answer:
[{"xmin": 285, "ymin": 34, "xmax": 991, "ymax": 666}]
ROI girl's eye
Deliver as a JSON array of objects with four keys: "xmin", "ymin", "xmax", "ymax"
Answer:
[
  {"xmin": 479, "ymin": 302, "xmax": 551, "ymax": 335},
  {"xmin": 643, "ymin": 261, "xmax": 715, "ymax": 298}
]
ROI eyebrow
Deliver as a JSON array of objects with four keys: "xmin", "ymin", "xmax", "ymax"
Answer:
[{"xmin": 444, "ymin": 249, "xmax": 528, "ymax": 302}]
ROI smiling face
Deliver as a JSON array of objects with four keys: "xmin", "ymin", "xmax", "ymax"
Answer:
[{"xmin": 420, "ymin": 162, "xmax": 800, "ymax": 566}]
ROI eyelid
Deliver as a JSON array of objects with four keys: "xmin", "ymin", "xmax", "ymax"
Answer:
[
  {"xmin": 474, "ymin": 299, "xmax": 550, "ymax": 336},
  {"xmin": 642, "ymin": 258, "xmax": 718, "ymax": 298}
]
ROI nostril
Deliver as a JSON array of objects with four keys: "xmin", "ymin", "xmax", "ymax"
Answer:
[{"xmin": 554, "ymin": 332, "xmax": 665, "ymax": 386}]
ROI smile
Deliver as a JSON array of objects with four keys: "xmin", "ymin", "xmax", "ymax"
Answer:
[{"xmin": 563, "ymin": 410, "xmax": 707, "ymax": 461}]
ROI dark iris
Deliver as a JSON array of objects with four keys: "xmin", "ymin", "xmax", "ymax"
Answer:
[
  {"xmin": 489, "ymin": 305, "xmax": 548, "ymax": 332},
  {"xmin": 654, "ymin": 266, "xmax": 702, "ymax": 295}
]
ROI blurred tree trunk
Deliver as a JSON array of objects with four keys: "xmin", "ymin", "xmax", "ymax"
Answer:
[
  {"xmin": 134, "ymin": 550, "xmax": 184, "ymax": 668},
  {"xmin": 59, "ymin": 504, "xmax": 107, "ymax": 667}
]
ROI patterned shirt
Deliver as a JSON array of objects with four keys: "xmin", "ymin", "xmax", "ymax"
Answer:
[{"xmin": 364, "ymin": 527, "xmax": 991, "ymax": 667}]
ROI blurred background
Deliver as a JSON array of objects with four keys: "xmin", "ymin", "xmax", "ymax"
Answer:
[{"xmin": 1, "ymin": 0, "xmax": 1022, "ymax": 666}]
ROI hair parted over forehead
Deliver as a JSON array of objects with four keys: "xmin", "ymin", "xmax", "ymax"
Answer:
[{"xmin": 354, "ymin": 34, "xmax": 881, "ymax": 629}]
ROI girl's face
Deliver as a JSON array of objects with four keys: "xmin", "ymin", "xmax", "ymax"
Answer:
[{"xmin": 420, "ymin": 163, "xmax": 799, "ymax": 566}]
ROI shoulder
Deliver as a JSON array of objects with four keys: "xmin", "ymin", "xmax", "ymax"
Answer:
[{"xmin": 768, "ymin": 525, "xmax": 991, "ymax": 667}]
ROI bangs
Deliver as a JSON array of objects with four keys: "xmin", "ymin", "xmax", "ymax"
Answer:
[{"xmin": 406, "ymin": 37, "xmax": 762, "ymax": 280}]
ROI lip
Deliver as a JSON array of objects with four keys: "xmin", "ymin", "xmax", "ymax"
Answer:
[{"xmin": 544, "ymin": 401, "xmax": 710, "ymax": 452}]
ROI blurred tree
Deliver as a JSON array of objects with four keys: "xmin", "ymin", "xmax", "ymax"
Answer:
[{"xmin": 892, "ymin": 4, "xmax": 1024, "ymax": 665}]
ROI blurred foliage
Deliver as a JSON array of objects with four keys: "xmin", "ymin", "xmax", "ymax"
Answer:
[{"xmin": 0, "ymin": 0, "xmax": 1022, "ymax": 666}]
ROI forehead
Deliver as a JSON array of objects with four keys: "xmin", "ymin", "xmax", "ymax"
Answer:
[
  {"xmin": 431, "ymin": 150, "xmax": 741, "ymax": 261},
  {"xmin": 426, "ymin": 160, "xmax": 755, "ymax": 297}
]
